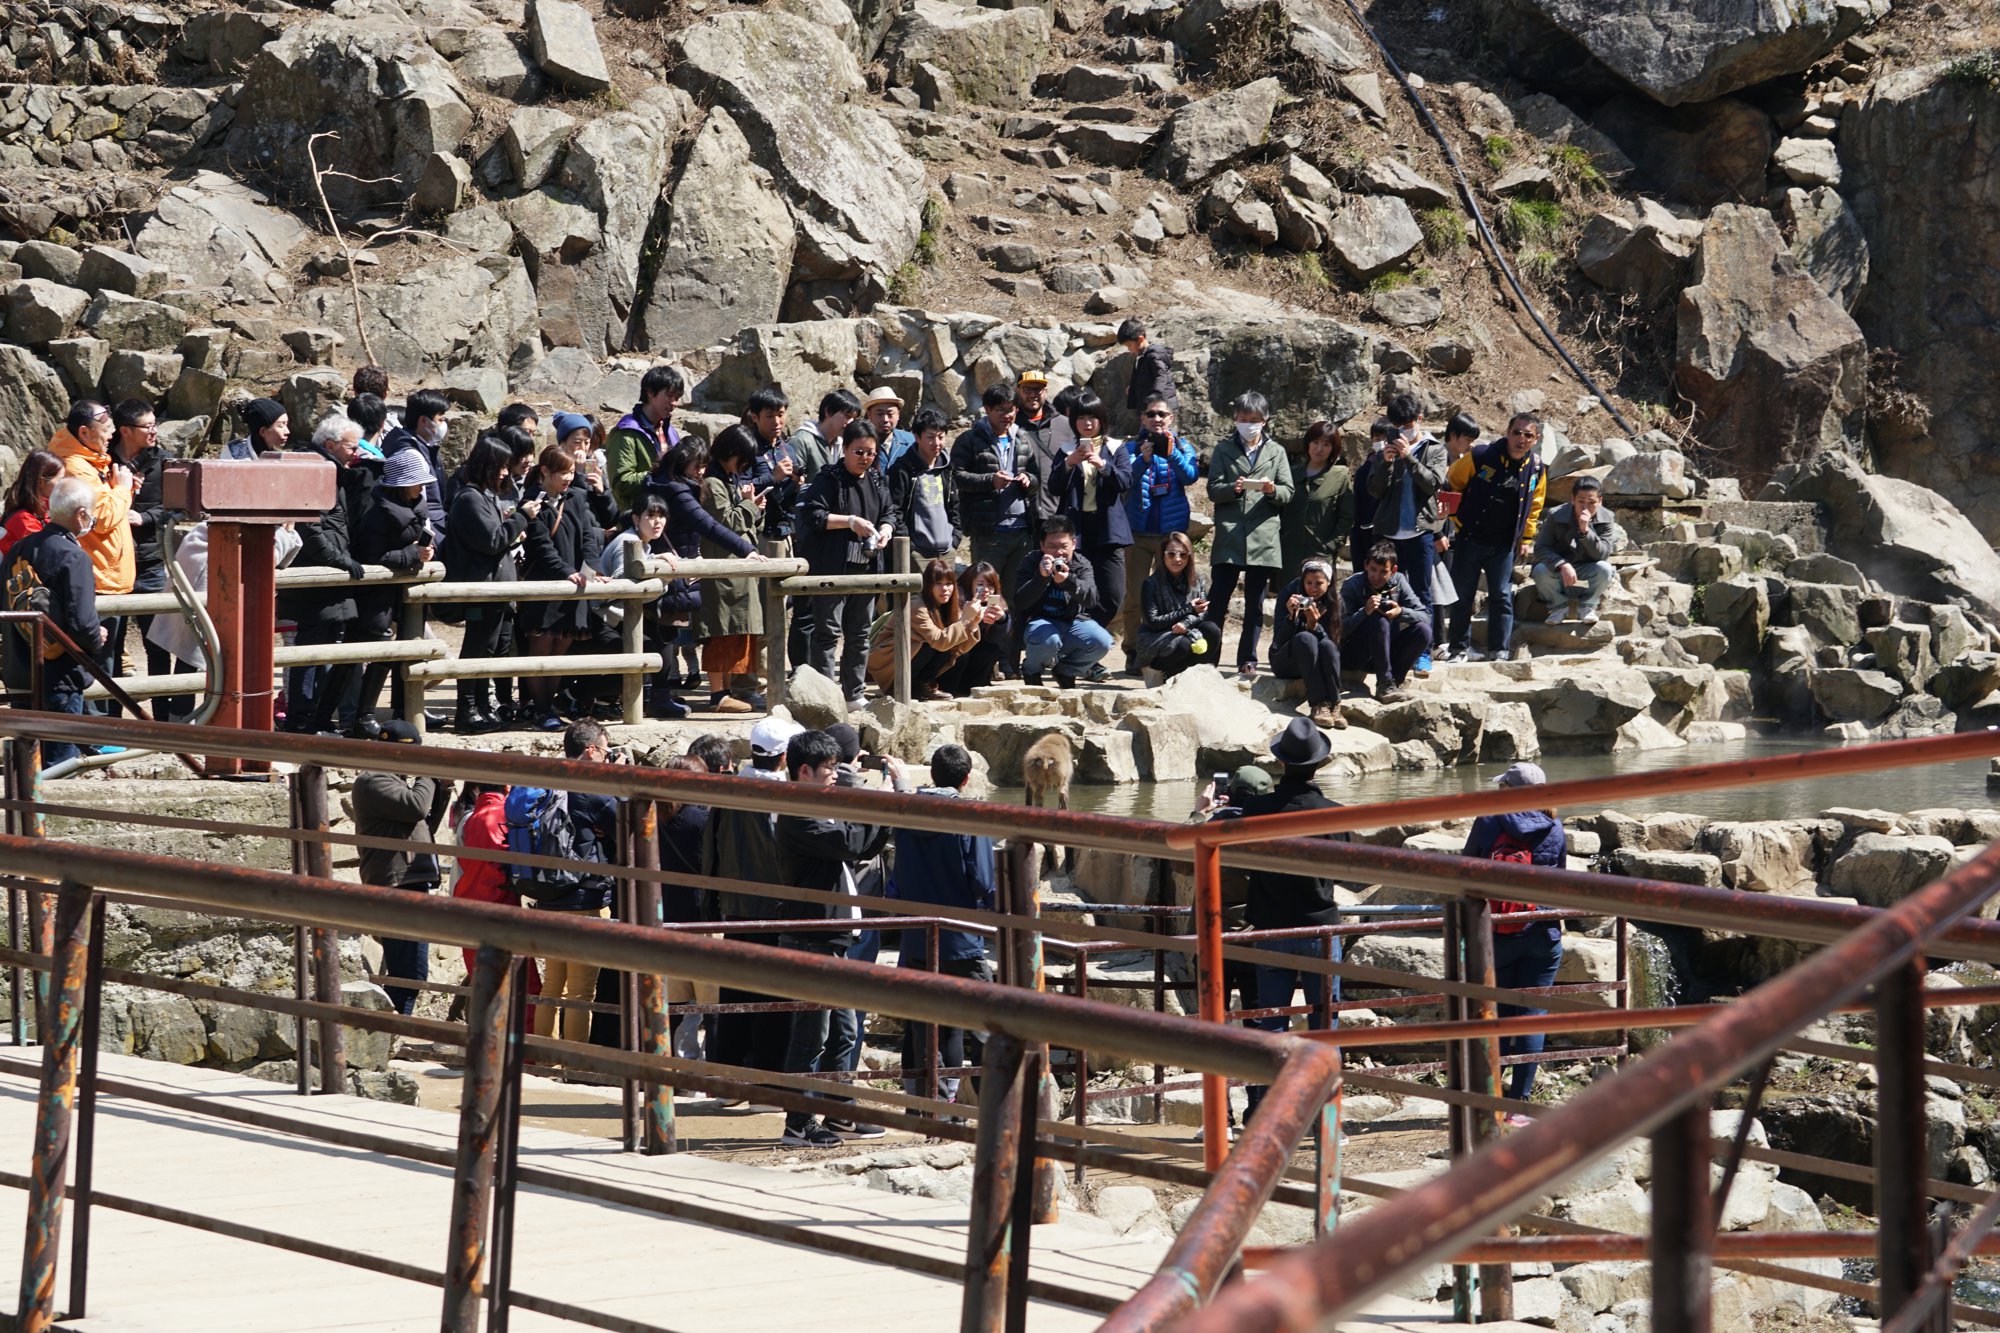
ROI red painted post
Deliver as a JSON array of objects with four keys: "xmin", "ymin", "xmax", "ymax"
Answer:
[
  {"xmin": 237, "ymin": 524, "xmax": 276, "ymax": 771},
  {"xmin": 442, "ymin": 945, "xmax": 514, "ymax": 1330},
  {"xmin": 637, "ymin": 800, "xmax": 673, "ymax": 1155},
  {"xmin": 1650, "ymin": 1095, "xmax": 1714, "ymax": 1333},
  {"xmin": 205, "ymin": 523, "xmax": 245, "ymax": 777},
  {"xmin": 1460, "ymin": 897, "xmax": 1513, "ymax": 1322},
  {"xmin": 295, "ymin": 765, "xmax": 345, "ymax": 1091},
  {"xmin": 1194, "ymin": 837, "xmax": 1227, "ymax": 1172},
  {"xmin": 15, "ymin": 880, "xmax": 90, "ymax": 1333}
]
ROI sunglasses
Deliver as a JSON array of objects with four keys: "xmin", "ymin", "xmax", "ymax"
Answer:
[{"xmin": 1143, "ymin": 411, "xmax": 1171, "ymax": 420}]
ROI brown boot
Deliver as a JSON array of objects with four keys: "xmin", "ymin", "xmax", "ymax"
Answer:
[{"xmin": 1312, "ymin": 703, "xmax": 1347, "ymax": 730}]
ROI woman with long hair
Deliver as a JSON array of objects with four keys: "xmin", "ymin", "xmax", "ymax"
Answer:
[
  {"xmin": 1281, "ymin": 420, "xmax": 1354, "ymax": 576},
  {"xmin": 0, "ymin": 450, "xmax": 62, "ymax": 557},
  {"xmin": 517, "ymin": 444, "xmax": 609, "ymax": 729},
  {"xmin": 868, "ymin": 556, "xmax": 984, "ymax": 700},
  {"xmin": 652, "ymin": 436, "xmax": 761, "ymax": 713},
  {"xmin": 442, "ymin": 435, "xmax": 528, "ymax": 732},
  {"xmin": 1270, "ymin": 556, "xmax": 1347, "ymax": 729},
  {"xmin": 1133, "ymin": 531, "xmax": 1219, "ymax": 680}
]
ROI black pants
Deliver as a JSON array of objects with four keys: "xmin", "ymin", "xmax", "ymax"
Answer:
[
  {"xmin": 1275, "ymin": 631, "xmax": 1342, "ymax": 705},
  {"xmin": 900, "ymin": 955, "xmax": 993, "ymax": 1101},
  {"xmin": 805, "ymin": 591, "xmax": 874, "ymax": 697},
  {"xmin": 938, "ymin": 632, "xmax": 1005, "ymax": 695},
  {"xmin": 456, "ymin": 608, "xmax": 507, "ymax": 715},
  {"xmin": 1208, "ymin": 564, "xmax": 1275, "ymax": 666},
  {"xmin": 712, "ymin": 931, "xmax": 791, "ymax": 1074},
  {"xmin": 375, "ymin": 880, "xmax": 437, "ymax": 1016},
  {"xmin": 911, "ymin": 643, "xmax": 955, "ymax": 691},
  {"xmin": 1149, "ymin": 619, "xmax": 1223, "ymax": 677},
  {"xmin": 1082, "ymin": 544, "xmax": 1125, "ymax": 629},
  {"xmin": 289, "ymin": 619, "xmax": 357, "ymax": 733},
  {"xmin": 781, "ymin": 937, "xmax": 852, "ymax": 1131},
  {"xmin": 348, "ymin": 597, "xmax": 408, "ymax": 721}
]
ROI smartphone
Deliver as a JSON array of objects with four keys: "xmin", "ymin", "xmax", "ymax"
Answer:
[
  {"xmin": 1211, "ymin": 772, "xmax": 1229, "ymax": 791},
  {"xmin": 859, "ymin": 753, "xmax": 890, "ymax": 773}
]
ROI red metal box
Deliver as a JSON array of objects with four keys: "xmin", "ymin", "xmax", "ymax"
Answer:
[{"xmin": 161, "ymin": 455, "xmax": 336, "ymax": 522}]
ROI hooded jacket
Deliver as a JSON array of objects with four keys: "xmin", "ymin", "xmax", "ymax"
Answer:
[
  {"xmin": 1462, "ymin": 809, "xmax": 1566, "ymax": 866},
  {"xmin": 353, "ymin": 769, "xmax": 451, "ymax": 889},
  {"xmin": 890, "ymin": 788, "xmax": 995, "ymax": 962},
  {"xmin": 1125, "ymin": 342, "xmax": 1177, "ymax": 413},
  {"xmin": 48, "ymin": 426, "xmax": 134, "ymax": 594},
  {"xmin": 451, "ymin": 789, "xmax": 514, "ymax": 907}
]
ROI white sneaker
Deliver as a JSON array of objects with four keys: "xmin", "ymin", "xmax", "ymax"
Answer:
[
  {"xmin": 1578, "ymin": 608, "xmax": 1600, "ymax": 625},
  {"xmin": 1463, "ymin": 648, "xmax": 1487, "ymax": 662},
  {"xmin": 1546, "ymin": 607, "xmax": 1568, "ymax": 625}
]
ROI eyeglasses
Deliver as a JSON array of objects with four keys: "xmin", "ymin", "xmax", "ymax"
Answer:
[
  {"xmin": 849, "ymin": 449, "xmax": 878, "ymax": 459},
  {"xmin": 1163, "ymin": 548, "xmax": 1188, "ymax": 560},
  {"xmin": 90, "ymin": 412, "xmax": 110, "ymax": 425}
]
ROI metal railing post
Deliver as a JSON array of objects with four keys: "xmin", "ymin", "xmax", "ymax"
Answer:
[
  {"xmin": 892, "ymin": 535, "xmax": 912, "ymax": 705},
  {"xmin": 1193, "ymin": 836, "xmax": 1228, "ymax": 1172},
  {"xmin": 65, "ymin": 894, "xmax": 105, "ymax": 1320},
  {"xmin": 1002, "ymin": 838, "xmax": 1059, "ymax": 1219},
  {"xmin": 442, "ymin": 944, "xmax": 515, "ymax": 1330},
  {"xmin": 1442, "ymin": 901, "xmax": 1472, "ymax": 1321},
  {"xmin": 486, "ymin": 959, "xmax": 529, "ymax": 1333},
  {"xmin": 295, "ymin": 765, "xmax": 345, "ymax": 1092},
  {"xmin": 239, "ymin": 525, "xmax": 277, "ymax": 770},
  {"xmin": 287, "ymin": 775, "xmax": 312, "ymax": 1097},
  {"xmin": 5, "ymin": 736, "xmax": 42, "ymax": 1048},
  {"xmin": 15, "ymin": 879, "xmax": 90, "ymax": 1333},
  {"xmin": 1004, "ymin": 1043, "xmax": 1045, "ymax": 1333},
  {"xmin": 1877, "ymin": 959, "xmax": 1930, "ymax": 1323},
  {"xmin": 1460, "ymin": 897, "xmax": 1513, "ymax": 1322},
  {"xmin": 762, "ymin": 539, "xmax": 789, "ymax": 707},
  {"xmin": 620, "ymin": 539, "xmax": 648, "ymax": 723},
  {"xmin": 637, "ymin": 799, "xmax": 674, "ymax": 1155},
  {"xmin": 961, "ymin": 1032, "xmax": 1029, "ymax": 1333},
  {"xmin": 1650, "ymin": 1094, "xmax": 1714, "ymax": 1333}
]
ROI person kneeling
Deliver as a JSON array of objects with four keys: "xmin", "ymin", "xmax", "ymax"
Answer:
[{"xmin": 1012, "ymin": 515, "xmax": 1111, "ymax": 688}]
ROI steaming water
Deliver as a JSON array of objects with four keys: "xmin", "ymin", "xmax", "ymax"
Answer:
[{"xmin": 990, "ymin": 737, "xmax": 1996, "ymax": 825}]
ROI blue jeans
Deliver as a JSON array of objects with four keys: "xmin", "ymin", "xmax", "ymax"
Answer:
[
  {"xmin": 1493, "ymin": 923, "xmax": 1563, "ymax": 1100},
  {"xmin": 1531, "ymin": 560, "xmax": 1614, "ymax": 615},
  {"xmin": 1023, "ymin": 617, "xmax": 1113, "ymax": 677},
  {"xmin": 379, "ymin": 933, "xmax": 429, "ymax": 1016},
  {"xmin": 1448, "ymin": 537, "xmax": 1517, "ymax": 654},
  {"xmin": 39, "ymin": 668, "xmax": 86, "ymax": 769}
]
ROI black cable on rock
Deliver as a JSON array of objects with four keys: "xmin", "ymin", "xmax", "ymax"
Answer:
[{"xmin": 1334, "ymin": 0, "xmax": 1640, "ymax": 437}]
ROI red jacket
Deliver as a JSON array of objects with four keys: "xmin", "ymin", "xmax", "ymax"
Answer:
[
  {"xmin": 453, "ymin": 789, "xmax": 514, "ymax": 906},
  {"xmin": 0, "ymin": 508, "xmax": 44, "ymax": 558}
]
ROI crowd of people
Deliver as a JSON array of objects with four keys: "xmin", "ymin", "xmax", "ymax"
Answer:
[{"xmin": 0, "ymin": 316, "xmax": 1625, "ymax": 743}]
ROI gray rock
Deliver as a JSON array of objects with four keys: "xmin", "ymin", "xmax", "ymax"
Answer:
[
  {"xmin": 77, "ymin": 246, "xmax": 165, "ymax": 299},
  {"xmin": 1489, "ymin": 163, "xmax": 1557, "ymax": 199},
  {"xmin": 1271, "ymin": 190, "xmax": 1332, "ymax": 251},
  {"xmin": 527, "ymin": 0, "xmax": 613, "ymax": 94},
  {"xmin": 1614, "ymin": 848, "xmax": 1722, "ymax": 887},
  {"xmin": 1788, "ymin": 581, "xmax": 1862, "ymax": 647},
  {"xmin": 1150, "ymin": 77, "xmax": 1280, "ymax": 183},
  {"xmin": 46, "ymin": 338, "xmax": 110, "ymax": 400},
  {"xmin": 1772, "ymin": 136, "xmax": 1841, "ymax": 187},
  {"xmin": 1577, "ymin": 199, "xmax": 1702, "ymax": 307},
  {"xmin": 1172, "ymin": 0, "xmax": 1366, "ymax": 80},
  {"xmin": 1810, "ymin": 667, "xmax": 1902, "ymax": 724},
  {"xmin": 1772, "ymin": 449, "xmax": 2000, "ymax": 623},
  {"xmin": 1058, "ymin": 64, "xmax": 1135, "ymax": 101},
  {"xmin": 1283, "ymin": 155, "xmax": 1335, "ymax": 204},
  {"xmin": 1697, "ymin": 574, "xmax": 1768, "ymax": 669},
  {"xmin": 1493, "ymin": 0, "xmax": 1888, "ymax": 106},
  {"xmin": 1057, "ymin": 122, "xmax": 1158, "ymax": 168},
  {"xmin": 1699, "ymin": 821, "xmax": 1818, "ymax": 894},
  {"xmin": 0, "ymin": 344, "xmax": 69, "ymax": 444},
  {"xmin": 1356, "ymin": 157, "xmax": 1453, "ymax": 208},
  {"xmin": 1370, "ymin": 285, "xmax": 1443, "ymax": 328},
  {"xmin": 1603, "ymin": 449, "xmax": 1691, "ymax": 500},
  {"xmin": 452, "ymin": 28, "xmax": 544, "ymax": 100},
  {"xmin": 1866, "ymin": 621, "xmax": 1936, "ymax": 694},
  {"xmin": 2, "ymin": 278, "xmax": 89, "ymax": 345},
  {"xmin": 504, "ymin": 107, "xmax": 578, "ymax": 190},
  {"xmin": 1513, "ymin": 671, "xmax": 1654, "ymax": 738},
  {"xmin": 413, "ymin": 152, "xmax": 472, "ymax": 214},
  {"xmin": 14, "ymin": 241, "xmax": 83, "ymax": 286},
  {"xmin": 1676, "ymin": 204, "xmax": 1867, "ymax": 477},
  {"xmin": 675, "ymin": 10, "xmax": 927, "ymax": 306},
  {"xmin": 1783, "ymin": 186, "xmax": 1868, "ymax": 313},
  {"xmin": 1933, "ymin": 654, "xmax": 2000, "ymax": 710},
  {"xmin": 884, "ymin": 1, "xmax": 1051, "ymax": 109},
  {"xmin": 636, "ymin": 108, "xmax": 797, "ymax": 353},
  {"xmin": 1324, "ymin": 195, "xmax": 1422, "ymax": 280},
  {"xmin": 166, "ymin": 365, "xmax": 227, "ymax": 421},
  {"xmin": 980, "ymin": 241, "xmax": 1043, "ymax": 273},
  {"xmin": 83, "ymin": 291, "xmax": 193, "ymax": 353},
  {"xmin": 100, "ymin": 349, "xmax": 183, "ymax": 403},
  {"xmin": 1828, "ymin": 831, "xmax": 1955, "ymax": 906},
  {"xmin": 1787, "ymin": 551, "xmax": 1866, "ymax": 587},
  {"xmin": 228, "ymin": 21, "xmax": 473, "ymax": 212},
  {"xmin": 134, "ymin": 171, "xmax": 310, "ymax": 298},
  {"xmin": 444, "ymin": 366, "xmax": 509, "ymax": 414},
  {"xmin": 299, "ymin": 254, "xmax": 539, "ymax": 380},
  {"xmin": 1511, "ymin": 91, "xmax": 1636, "ymax": 177},
  {"xmin": 1340, "ymin": 71, "xmax": 1387, "ymax": 120},
  {"xmin": 1223, "ymin": 198, "xmax": 1280, "ymax": 246}
]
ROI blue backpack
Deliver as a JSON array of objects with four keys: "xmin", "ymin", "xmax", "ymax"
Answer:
[{"xmin": 502, "ymin": 788, "xmax": 585, "ymax": 901}]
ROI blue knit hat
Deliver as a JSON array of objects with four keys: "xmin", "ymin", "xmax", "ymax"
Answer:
[{"xmin": 553, "ymin": 412, "xmax": 593, "ymax": 441}]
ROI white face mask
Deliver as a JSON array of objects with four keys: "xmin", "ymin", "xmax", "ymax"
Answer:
[
  {"xmin": 1235, "ymin": 422, "xmax": 1262, "ymax": 443},
  {"xmin": 76, "ymin": 513, "xmax": 93, "ymax": 537}
]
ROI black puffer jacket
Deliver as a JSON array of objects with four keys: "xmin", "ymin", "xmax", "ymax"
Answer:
[
  {"xmin": 519, "ymin": 484, "xmax": 605, "ymax": 636},
  {"xmin": 279, "ymin": 442, "xmax": 366, "ymax": 627},
  {"xmin": 352, "ymin": 488, "xmax": 432, "ymax": 618},
  {"xmin": 796, "ymin": 464, "xmax": 892, "ymax": 576}
]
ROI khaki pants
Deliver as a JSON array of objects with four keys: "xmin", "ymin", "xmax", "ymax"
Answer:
[
  {"xmin": 534, "ymin": 907, "xmax": 610, "ymax": 1044},
  {"xmin": 1120, "ymin": 532, "xmax": 1168, "ymax": 655}
]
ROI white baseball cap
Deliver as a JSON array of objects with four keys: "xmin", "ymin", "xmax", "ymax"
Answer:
[{"xmin": 749, "ymin": 717, "xmax": 806, "ymax": 757}]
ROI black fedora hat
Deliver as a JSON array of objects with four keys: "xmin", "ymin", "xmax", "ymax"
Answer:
[{"xmin": 1269, "ymin": 716, "xmax": 1332, "ymax": 767}]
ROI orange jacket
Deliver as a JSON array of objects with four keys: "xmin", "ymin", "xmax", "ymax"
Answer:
[{"xmin": 47, "ymin": 427, "xmax": 134, "ymax": 594}]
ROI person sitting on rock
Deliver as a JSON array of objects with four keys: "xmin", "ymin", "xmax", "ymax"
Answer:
[
  {"xmin": 1339, "ymin": 541, "xmax": 1430, "ymax": 703},
  {"xmin": 1013, "ymin": 514, "xmax": 1111, "ymax": 688},
  {"xmin": 1134, "ymin": 531, "xmax": 1218, "ymax": 683},
  {"xmin": 867, "ymin": 556, "xmax": 994, "ymax": 700},
  {"xmin": 1272, "ymin": 557, "xmax": 1348, "ymax": 730},
  {"xmin": 1441, "ymin": 413, "xmax": 1547, "ymax": 662},
  {"xmin": 1532, "ymin": 475, "xmax": 1620, "ymax": 625}
]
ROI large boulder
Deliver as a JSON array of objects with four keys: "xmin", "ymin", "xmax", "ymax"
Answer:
[
  {"xmin": 883, "ymin": 1, "xmax": 1050, "ymax": 109},
  {"xmin": 227, "ymin": 21, "xmax": 474, "ymax": 211},
  {"xmin": 1772, "ymin": 450, "xmax": 2000, "ymax": 624},
  {"xmin": 1150, "ymin": 77, "xmax": 1281, "ymax": 184},
  {"xmin": 1828, "ymin": 832, "xmax": 1957, "ymax": 907},
  {"xmin": 1675, "ymin": 204, "xmax": 1867, "ymax": 481},
  {"xmin": 549, "ymin": 87, "xmax": 695, "ymax": 354},
  {"xmin": 1086, "ymin": 311, "xmax": 1375, "ymax": 441},
  {"xmin": 1577, "ymin": 198, "xmax": 1701, "ymax": 306},
  {"xmin": 636, "ymin": 108, "xmax": 797, "ymax": 352},
  {"xmin": 695, "ymin": 319, "xmax": 875, "ymax": 417},
  {"xmin": 1809, "ymin": 668, "xmax": 1902, "ymax": 725},
  {"xmin": 1498, "ymin": 670, "xmax": 1653, "ymax": 740},
  {"xmin": 525, "ymin": 0, "xmax": 612, "ymax": 94},
  {"xmin": 1, "ymin": 279, "xmax": 89, "ymax": 345},
  {"xmin": 296, "ymin": 254, "xmax": 540, "ymax": 380},
  {"xmin": 1843, "ymin": 64, "xmax": 2000, "ymax": 542},
  {"xmin": 1490, "ymin": 0, "xmax": 1888, "ymax": 107},
  {"xmin": 674, "ymin": 10, "xmax": 927, "ymax": 313},
  {"xmin": 132, "ymin": 171, "xmax": 309, "ymax": 299},
  {"xmin": 1784, "ymin": 186, "xmax": 1869, "ymax": 313},
  {"xmin": 1171, "ymin": 0, "xmax": 1366, "ymax": 82},
  {"xmin": 1323, "ymin": 195, "xmax": 1423, "ymax": 281},
  {"xmin": 1592, "ymin": 95, "xmax": 1773, "ymax": 208},
  {"xmin": 0, "ymin": 344, "xmax": 69, "ymax": 446}
]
